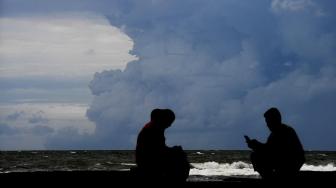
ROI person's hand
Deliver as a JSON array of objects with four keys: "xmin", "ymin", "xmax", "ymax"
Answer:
[
  {"xmin": 247, "ymin": 139, "xmax": 260, "ymax": 150},
  {"xmin": 244, "ymin": 135, "xmax": 253, "ymax": 148}
]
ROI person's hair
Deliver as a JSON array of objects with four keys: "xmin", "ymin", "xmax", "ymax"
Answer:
[
  {"xmin": 151, "ymin": 109, "xmax": 162, "ymax": 121},
  {"xmin": 264, "ymin": 107, "xmax": 282, "ymax": 123},
  {"xmin": 150, "ymin": 108, "xmax": 175, "ymax": 124}
]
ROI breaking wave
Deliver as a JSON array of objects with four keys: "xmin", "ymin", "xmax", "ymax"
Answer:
[{"xmin": 190, "ymin": 161, "xmax": 336, "ymax": 176}]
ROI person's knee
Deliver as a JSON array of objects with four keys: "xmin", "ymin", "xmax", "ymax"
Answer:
[{"xmin": 250, "ymin": 152, "xmax": 260, "ymax": 165}]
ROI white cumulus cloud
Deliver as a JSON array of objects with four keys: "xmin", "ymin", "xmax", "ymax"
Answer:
[{"xmin": 0, "ymin": 12, "xmax": 137, "ymax": 78}]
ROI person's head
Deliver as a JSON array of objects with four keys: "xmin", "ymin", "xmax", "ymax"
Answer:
[
  {"xmin": 150, "ymin": 108, "xmax": 175, "ymax": 129},
  {"xmin": 151, "ymin": 109, "xmax": 162, "ymax": 122},
  {"xmin": 264, "ymin": 107, "xmax": 282, "ymax": 132}
]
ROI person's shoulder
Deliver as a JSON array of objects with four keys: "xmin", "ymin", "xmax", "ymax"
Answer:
[
  {"xmin": 138, "ymin": 123, "xmax": 152, "ymax": 135},
  {"xmin": 282, "ymin": 123, "xmax": 297, "ymax": 134},
  {"xmin": 282, "ymin": 123, "xmax": 292, "ymax": 129}
]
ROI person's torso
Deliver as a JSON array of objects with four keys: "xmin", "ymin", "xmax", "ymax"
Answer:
[{"xmin": 267, "ymin": 124, "xmax": 305, "ymax": 167}]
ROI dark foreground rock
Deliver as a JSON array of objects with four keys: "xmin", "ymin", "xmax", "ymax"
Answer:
[{"xmin": 0, "ymin": 170, "xmax": 335, "ymax": 187}]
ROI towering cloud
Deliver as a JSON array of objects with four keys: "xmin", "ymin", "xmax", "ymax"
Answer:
[{"xmin": 86, "ymin": 0, "xmax": 336, "ymax": 149}]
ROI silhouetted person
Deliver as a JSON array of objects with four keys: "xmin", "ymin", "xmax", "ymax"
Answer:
[
  {"xmin": 135, "ymin": 109, "xmax": 190, "ymax": 182},
  {"xmin": 245, "ymin": 107, "xmax": 305, "ymax": 179}
]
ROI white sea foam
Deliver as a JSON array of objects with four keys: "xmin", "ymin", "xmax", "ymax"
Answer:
[
  {"xmin": 190, "ymin": 161, "xmax": 258, "ymax": 176},
  {"xmin": 301, "ymin": 163, "xmax": 336, "ymax": 171},
  {"xmin": 121, "ymin": 163, "xmax": 136, "ymax": 166},
  {"xmin": 190, "ymin": 161, "xmax": 336, "ymax": 176}
]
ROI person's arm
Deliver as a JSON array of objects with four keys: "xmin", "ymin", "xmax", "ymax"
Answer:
[
  {"xmin": 247, "ymin": 139, "xmax": 264, "ymax": 151},
  {"xmin": 245, "ymin": 134, "xmax": 268, "ymax": 152}
]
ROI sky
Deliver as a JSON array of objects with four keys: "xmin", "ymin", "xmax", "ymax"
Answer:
[{"xmin": 0, "ymin": 0, "xmax": 335, "ymax": 150}]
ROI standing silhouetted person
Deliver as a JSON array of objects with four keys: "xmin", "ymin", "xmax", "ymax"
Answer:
[
  {"xmin": 135, "ymin": 109, "xmax": 190, "ymax": 182},
  {"xmin": 245, "ymin": 107, "xmax": 305, "ymax": 179}
]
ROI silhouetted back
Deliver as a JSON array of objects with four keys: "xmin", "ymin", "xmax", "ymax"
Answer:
[
  {"xmin": 266, "ymin": 123, "xmax": 305, "ymax": 173},
  {"xmin": 136, "ymin": 121, "xmax": 166, "ymax": 171}
]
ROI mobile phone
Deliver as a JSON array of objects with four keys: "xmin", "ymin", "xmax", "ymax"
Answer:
[{"xmin": 244, "ymin": 135, "xmax": 251, "ymax": 142}]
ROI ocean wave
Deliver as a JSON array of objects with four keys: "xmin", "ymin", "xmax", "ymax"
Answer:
[
  {"xmin": 121, "ymin": 163, "xmax": 136, "ymax": 166},
  {"xmin": 301, "ymin": 163, "xmax": 336, "ymax": 171},
  {"xmin": 190, "ymin": 161, "xmax": 336, "ymax": 176}
]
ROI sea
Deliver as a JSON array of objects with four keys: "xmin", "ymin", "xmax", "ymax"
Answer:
[{"xmin": 1, "ymin": 150, "xmax": 335, "ymax": 181}]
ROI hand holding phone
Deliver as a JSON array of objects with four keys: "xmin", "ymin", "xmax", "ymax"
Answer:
[{"xmin": 244, "ymin": 135, "xmax": 251, "ymax": 143}]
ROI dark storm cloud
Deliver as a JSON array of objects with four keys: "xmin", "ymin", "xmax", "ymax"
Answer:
[{"xmin": 86, "ymin": 0, "xmax": 336, "ymax": 149}]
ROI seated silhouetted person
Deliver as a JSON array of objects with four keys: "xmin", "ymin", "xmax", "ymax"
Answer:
[
  {"xmin": 245, "ymin": 107, "xmax": 305, "ymax": 179},
  {"xmin": 135, "ymin": 109, "xmax": 190, "ymax": 182}
]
